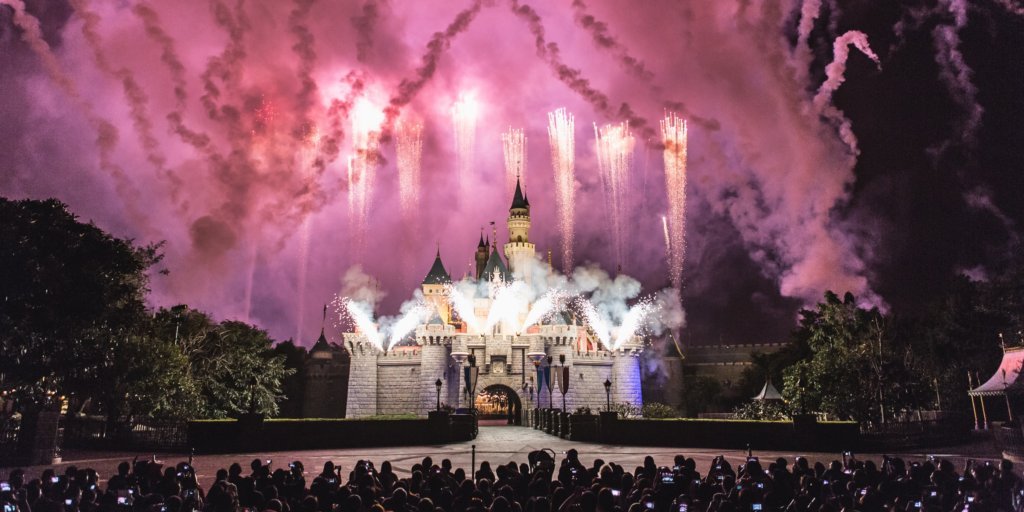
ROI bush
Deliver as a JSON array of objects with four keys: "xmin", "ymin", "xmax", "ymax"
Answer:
[
  {"xmin": 607, "ymin": 402, "xmax": 641, "ymax": 418},
  {"xmin": 733, "ymin": 400, "xmax": 791, "ymax": 421},
  {"xmin": 642, "ymin": 402, "xmax": 678, "ymax": 418}
]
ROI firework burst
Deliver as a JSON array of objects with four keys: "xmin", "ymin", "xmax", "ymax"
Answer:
[
  {"xmin": 451, "ymin": 92, "xmax": 478, "ymax": 185},
  {"xmin": 396, "ymin": 118, "xmax": 423, "ymax": 222}
]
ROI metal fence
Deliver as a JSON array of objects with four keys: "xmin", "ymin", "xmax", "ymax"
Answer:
[
  {"xmin": 860, "ymin": 412, "xmax": 973, "ymax": 450},
  {"xmin": 61, "ymin": 416, "xmax": 188, "ymax": 452}
]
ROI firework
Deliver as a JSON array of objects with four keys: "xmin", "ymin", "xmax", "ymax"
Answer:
[
  {"xmin": 387, "ymin": 303, "xmax": 429, "ymax": 350},
  {"xmin": 485, "ymin": 281, "xmax": 529, "ymax": 332},
  {"xmin": 342, "ymin": 298, "xmax": 383, "ymax": 349},
  {"xmin": 396, "ymin": 118, "xmax": 423, "ymax": 222},
  {"xmin": 521, "ymin": 289, "xmax": 563, "ymax": 331},
  {"xmin": 502, "ymin": 127, "xmax": 527, "ymax": 196},
  {"xmin": 661, "ymin": 215, "xmax": 671, "ymax": 260},
  {"xmin": 594, "ymin": 122, "xmax": 635, "ymax": 270},
  {"xmin": 446, "ymin": 284, "xmax": 481, "ymax": 333},
  {"xmin": 578, "ymin": 299, "xmax": 612, "ymax": 350},
  {"xmin": 547, "ymin": 108, "xmax": 576, "ymax": 273},
  {"xmin": 348, "ymin": 99, "xmax": 383, "ymax": 254},
  {"xmin": 451, "ymin": 93, "xmax": 478, "ymax": 184},
  {"xmin": 612, "ymin": 300, "xmax": 652, "ymax": 349},
  {"xmin": 660, "ymin": 113, "xmax": 688, "ymax": 292}
]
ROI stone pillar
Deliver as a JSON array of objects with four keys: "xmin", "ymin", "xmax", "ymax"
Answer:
[
  {"xmin": 418, "ymin": 336, "xmax": 450, "ymax": 415},
  {"xmin": 344, "ymin": 338, "xmax": 379, "ymax": 418},
  {"xmin": 611, "ymin": 349, "xmax": 643, "ymax": 409}
]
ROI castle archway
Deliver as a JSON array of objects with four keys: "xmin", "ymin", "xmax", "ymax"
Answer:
[{"xmin": 475, "ymin": 384, "xmax": 523, "ymax": 425}]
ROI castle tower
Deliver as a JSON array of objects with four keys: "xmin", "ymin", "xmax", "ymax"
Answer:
[
  {"xmin": 302, "ymin": 321, "xmax": 350, "ymax": 418},
  {"xmin": 422, "ymin": 249, "xmax": 452, "ymax": 323},
  {"xmin": 504, "ymin": 177, "xmax": 536, "ymax": 275},
  {"xmin": 475, "ymin": 232, "xmax": 489, "ymax": 280}
]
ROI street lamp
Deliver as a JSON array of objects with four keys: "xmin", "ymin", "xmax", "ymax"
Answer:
[
  {"xmin": 604, "ymin": 379, "xmax": 612, "ymax": 411},
  {"xmin": 467, "ymin": 354, "xmax": 479, "ymax": 415},
  {"xmin": 527, "ymin": 352, "xmax": 546, "ymax": 406},
  {"xmin": 435, "ymin": 378, "xmax": 443, "ymax": 411}
]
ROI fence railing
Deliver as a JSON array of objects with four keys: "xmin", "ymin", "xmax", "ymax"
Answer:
[
  {"xmin": 61, "ymin": 416, "xmax": 188, "ymax": 452},
  {"xmin": 992, "ymin": 422, "xmax": 1024, "ymax": 459},
  {"xmin": 860, "ymin": 412, "xmax": 973, "ymax": 449}
]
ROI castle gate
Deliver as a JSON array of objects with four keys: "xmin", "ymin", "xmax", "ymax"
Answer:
[{"xmin": 474, "ymin": 384, "xmax": 523, "ymax": 425}]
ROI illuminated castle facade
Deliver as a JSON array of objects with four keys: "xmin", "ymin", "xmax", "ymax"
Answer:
[{"xmin": 343, "ymin": 179, "xmax": 644, "ymax": 419}]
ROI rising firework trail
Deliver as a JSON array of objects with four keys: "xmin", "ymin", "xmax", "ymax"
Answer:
[
  {"xmin": 547, "ymin": 108, "xmax": 576, "ymax": 273},
  {"xmin": 594, "ymin": 122, "xmax": 635, "ymax": 270},
  {"xmin": 660, "ymin": 113, "xmax": 687, "ymax": 293},
  {"xmin": 451, "ymin": 93, "xmax": 479, "ymax": 186},
  {"xmin": 387, "ymin": 303, "xmax": 429, "ymax": 350},
  {"xmin": 341, "ymin": 298, "xmax": 383, "ymax": 350},
  {"xmin": 502, "ymin": 127, "xmax": 527, "ymax": 197},
  {"xmin": 348, "ymin": 99, "xmax": 384, "ymax": 256},
  {"xmin": 396, "ymin": 118, "xmax": 424, "ymax": 222},
  {"xmin": 661, "ymin": 215, "xmax": 671, "ymax": 261}
]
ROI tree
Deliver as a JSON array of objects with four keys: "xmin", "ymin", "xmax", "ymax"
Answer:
[
  {"xmin": 273, "ymin": 340, "xmax": 308, "ymax": 418},
  {"xmin": 189, "ymin": 321, "xmax": 294, "ymax": 418},
  {"xmin": 679, "ymin": 374, "xmax": 723, "ymax": 417},
  {"xmin": 781, "ymin": 292, "xmax": 909, "ymax": 422},
  {"xmin": 0, "ymin": 198, "xmax": 161, "ymax": 411}
]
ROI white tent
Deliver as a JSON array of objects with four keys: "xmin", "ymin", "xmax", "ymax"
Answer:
[
  {"xmin": 752, "ymin": 381, "xmax": 783, "ymax": 401},
  {"xmin": 968, "ymin": 346, "xmax": 1024, "ymax": 427}
]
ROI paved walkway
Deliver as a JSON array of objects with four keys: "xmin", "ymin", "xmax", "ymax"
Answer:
[{"xmin": 3, "ymin": 426, "xmax": 1000, "ymax": 482}]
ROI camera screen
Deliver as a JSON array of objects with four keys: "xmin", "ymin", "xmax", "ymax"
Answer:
[
  {"xmin": 752, "ymin": 504, "xmax": 762, "ymax": 511},
  {"xmin": 0, "ymin": 482, "xmax": 9, "ymax": 492},
  {"xmin": 611, "ymin": 490, "xmax": 621, "ymax": 497},
  {"xmin": 662, "ymin": 475, "xmax": 674, "ymax": 484},
  {"xmin": 679, "ymin": 505, "xmax": 688, "ymax": 512},
  {"xmin": 65, "ymin": 499, "xmax": 73, "ymax": 506},
  {"xmin": 645, "ymin": 502, "xmax": 655, "ymax": 510}
]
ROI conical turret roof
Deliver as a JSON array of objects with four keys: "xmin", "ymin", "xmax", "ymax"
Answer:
[
  {"xmin": 511, "ymin": 177, "xmax": 528, "ymax": 210},
  {"xmin": 423, "ymin": 250, "xmax": 451, "ymax": 285},
  {"xmin": 482, "ymin": 247, "xmax": 511, "ymax": 282}
]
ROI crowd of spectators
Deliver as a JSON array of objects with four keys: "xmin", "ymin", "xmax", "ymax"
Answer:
[{"xmin": 2, "ymin": 450, "xmax": 1023, "ymax": 512}]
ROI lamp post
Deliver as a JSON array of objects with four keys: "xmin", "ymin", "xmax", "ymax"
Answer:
[
  {"xmin": 527, "ymin": 352, "xmax": 546, "ymax": 407},
  {"xmin": 435, "ymin": 378, "xmax": 443, "ymax": 411},
  {"xmin": 604, "ymin": 379, "xmax": 612, "ymax": 411},
  {"xmin": 467, "ymin": 354, "xmax": 479, "ymax": 415}
]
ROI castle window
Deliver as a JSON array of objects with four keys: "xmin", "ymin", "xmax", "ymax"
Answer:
[{"xmin": 517, "ymin": 236, "xmax": 523, "ymax": 242}]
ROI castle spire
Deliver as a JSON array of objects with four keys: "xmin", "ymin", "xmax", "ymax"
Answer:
[{"xmin": 510, "ymin": 176, "xmax": 528, "ymax": 210}]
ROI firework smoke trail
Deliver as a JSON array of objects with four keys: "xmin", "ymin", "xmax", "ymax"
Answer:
[
  {"xmin": 132, "ymin": 3, "xmax": 187, "ymax": 106},
  {"xmin": 351, "ymin": 0, "xmax": 379, "ymax": 62},
  {"xmin": 547, "ymin": 108, "xmax": 576, "ymax": 273},
  {"xmin": 0, "ymin": 0, "xmax": 151, "ymax": 230},
  {"xmin": 451, "ymin": 93, "xmax": 479, "ymax": 185},
  {"xmin": 813, "ymin": 31, "xmax": 880, "ymax": 154},
  {"xmin": 243, "ymin": 241, "xmax": 258, "ymax": 323},
  {"xmin": 569, "ymin": 0, "xmax": 653, "ymax": 82},
  {"xmin": 931, "ymin": 0, "xmax": 983, "ymax": 146},
  {"xmin": 289, "ymin": 0, "xmax": 319, "ymax": 132},
  {"xmin": 995, "ymin": 0, "xmax": 1024, "ymax": 16},
  {"xmin": 594, "ymin": 122, "xmax": 635, "ymax": 270},
  {"xmin": 70, "ymin": 0, "xmax": 174, "ymax": 189},
  {"xmin": 348, "ymin": 99, "xmax": 384, "ymax": 256},
  {"xmin": 521, "ymin": 289, "xmax": 563, "ymax": 331},
  {"xmin": 396, "ymin": 119, "xmax": 424, "ymax": 222},
  {"xmin": 387, "ymin": 303, "xmax": 429, "ymax": 350},
  {"xmin": 660, "ymin": 113, "xmax": 687, "ymax": 293},
  {"xmin": 446, "ymin": 285, "xmax": 481, "ymax": 333},
  {"xmin": 502, "ymin": 127, "xmax": 527, "ymax": 196},
  {"xmin": 318, "ymin": 72, "xmax": 365, "ymax": 174},
  {"xmin": 382, "ymin": 0, "xmax": 484, "ymax": 136},
  {"xmin": 342, "ymin": 298, "xmax": 383, "ymax": 349}
]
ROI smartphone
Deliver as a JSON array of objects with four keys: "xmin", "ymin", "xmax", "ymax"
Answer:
[
  {"xmin": 914, "ymin": 501, "xmax": 922, "ymax": 509},
  {"xmin": 117, "ymin": 497, "xmax": 129, "ymax": 505},
  {"xmin": 679, "ymin": 505, "xmax": 688, "ymax": 512},
  {"xmin": 4, "ymin": 505, "xmax": 16, "ymax": 512},
  {"xmin": 930, "ymin": 491, "xmax": 938, "ymax": 498},
  {"xmin": 756, "ymin": 482, "xmax": 764, "ymax": 489},
  {"xmin": 0, "ymin": 482, "xmax": 9, "ymax": 492},
  {"xmin": 859, "ymin": 489, "xmax": 867, "ymax": 496},
  {"xmin": 88, "ymin": 484, "xmax": 96, "ymax": 491},
  {"xmin": 644, "ymin": 502, "xmax": 655, "ymax": 510},
  {"xmin": 611, "ymin": 489, "xmax": 621, "ymax": 497},
  {"xmin": 823, "ymin": 480, "xmax": 830, "ymax": 486},
  {"xmin": 289, "ymin": 463, "xmax": 296, "ymax": 469},
  {"xmin": 160, "ymin": 506, "xmax": 168, "ymax": 512},
  {"xmin": 265, "ymin": 459, "xmax": 271, "ymax": 465},
  {"xmin": 65, "ymin": 499, "xmax": 73, "ymax": 506},
  {"xmin": 747, "ymin": 457, "xmax": 759, "ymax": 464},
  {"xmin": 693, "ymin": 479, "xmax": 701, "ymax": 485},
  {"xmin": 185, "ymin": 489, "xmax": 196, "ymax": 498},
  {"xmin": 717, "ymin": 475, "xmax": 724, "ymax": 482},
  {"xmin": 967, "ymin": 496, "xmax": 975, "ymax": 503},
  {"xmin": 752, "ymin": 504, "xmax": 763, "ymax": 511},
  {"xmin": 662, "ymin": 475, "xmax": 675, "ymax": 484},
  {"xmin": 51, "ymin": 477, "xmax": 60, "ymax": 484}
]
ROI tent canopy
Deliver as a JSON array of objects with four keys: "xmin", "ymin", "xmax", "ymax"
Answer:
[
  {"xmin": 970, "ymin": 346, "xmax": 1024, "ymax": 396},
  {"xmin": 752, "ymin": 381, "xmax": 783, "ymax": 401}
]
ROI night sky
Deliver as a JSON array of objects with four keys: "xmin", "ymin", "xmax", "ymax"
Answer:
[{"xmin": 1, "ymin": 0, "xmax": 1022, "ymax": 346}]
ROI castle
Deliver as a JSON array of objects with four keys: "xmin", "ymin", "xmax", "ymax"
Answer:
[{"xmin": 342, "ymin": 179, "xmax": 644, "ymax": 421}]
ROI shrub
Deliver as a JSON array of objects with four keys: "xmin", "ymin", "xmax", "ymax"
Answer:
[
  {"xmin": 733, "ymin": 400, "xmax": 791, "ymax": 421},
  {"xmin": 642, "ymin": 402, "xmax": 678, "ymax": 418},
  {"xmin": 606, "ymin": 402, "xmax": 641, "ymax": 418}
]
